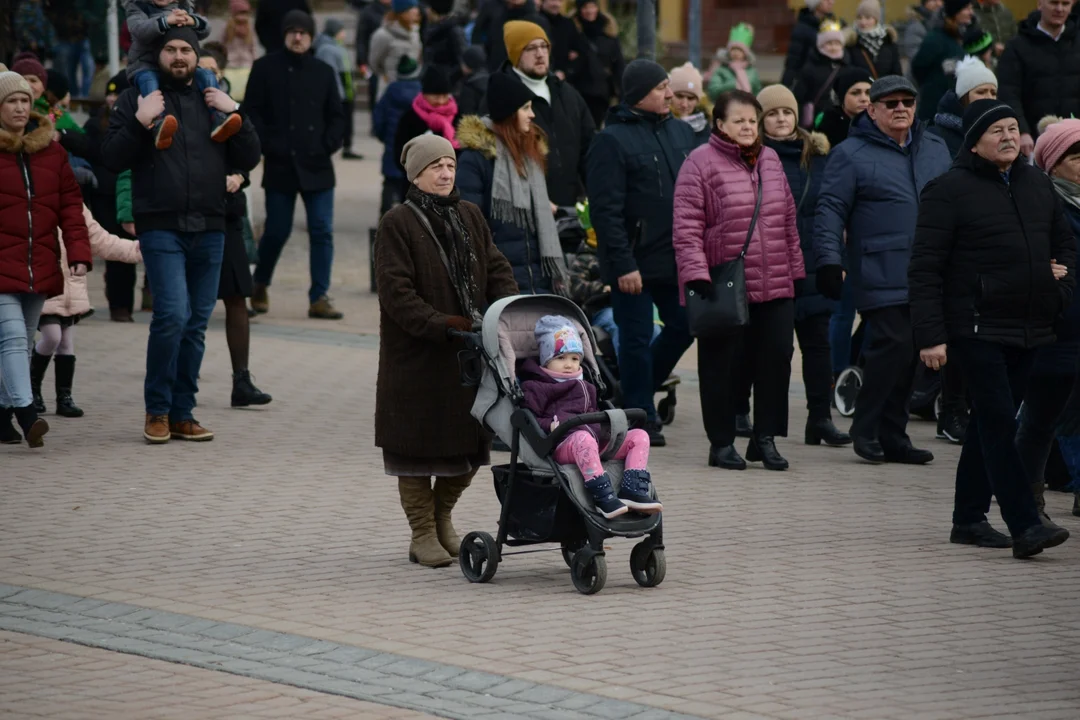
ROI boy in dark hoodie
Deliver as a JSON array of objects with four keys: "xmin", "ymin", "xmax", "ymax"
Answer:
[{"xmin": 519, "ymin": 316, "xmax": 662, "ymax": 519}]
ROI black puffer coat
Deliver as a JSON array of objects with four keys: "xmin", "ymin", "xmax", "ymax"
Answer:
[
  {"xmin": 997, "ymin": 13, "xmax": 1080, "ymax": 136},
  {"xmin": 909, "ymin": 151, "xmax": 1077, "ymax": 350},
  {"xmin": 794, "ymin": 49, "xmax": 847, "ymax": 125},
  {"xmin": 765, "ymin": 131, "xmax": 835, "ymax": 320}
]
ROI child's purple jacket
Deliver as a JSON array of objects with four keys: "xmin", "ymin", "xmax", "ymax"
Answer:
[{"xmin": 518, "ymin": 358, "xmax": 600, "ymax": 436}]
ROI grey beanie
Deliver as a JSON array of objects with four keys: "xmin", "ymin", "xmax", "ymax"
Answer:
[
  {"xmin": 324, "ymin": 17, "xmax": 345, "ymax": 37},
  {"xmin": 622, "ymin": 58, "xmax": 669, "ymax": 108},
  {"xmin": 401, "ymin": 134, "xmax": 457, "ymax": 183}
]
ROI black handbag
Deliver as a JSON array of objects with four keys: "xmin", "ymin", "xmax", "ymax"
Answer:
[{"xmin": 685, "ymin": 173, "xmax": 763, "ymax": 338}]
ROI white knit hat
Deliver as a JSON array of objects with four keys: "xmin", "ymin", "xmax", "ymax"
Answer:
[{"xmin": 954, "ymin": 56, "xmax": 997, "ymax": 101}]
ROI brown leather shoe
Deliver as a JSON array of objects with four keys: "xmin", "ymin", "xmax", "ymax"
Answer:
[
  {"xmin": 170, "ymin": 419, "xmax": 214, "ymax": 441},
  {"xmin": 308, "ymin": 295, "xmax": 343, "ymax": 320},
  {"xmin": 250, "ymin": 284, "xmax": 269, "ymax": 314},
  {"xmin": 144, "ymin": 414, "xmax": 170, "ymax": 444}
]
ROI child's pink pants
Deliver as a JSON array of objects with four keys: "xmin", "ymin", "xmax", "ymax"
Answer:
[{"xmin": 553, "ymin": 428, "xmax": 650, "ymax": 481}]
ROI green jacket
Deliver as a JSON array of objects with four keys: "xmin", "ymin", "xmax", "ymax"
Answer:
[
  {"xmin": 706, "ymin": 64, "xmax": 762, "ymax": 103},
  {"xmin": 33, "ymin": 96, "xmax": 83, "ymax": 134},
  {"xmin": 116, "ymin": 170, "xmax": 133, "ymax": 224},
  {"xmin": 911, "ymin": 27, "xmax": 965, "ymax": 121},
  {"xmin": 974, "ymin": 2, "xmax": 1016, "ymax": 46}
]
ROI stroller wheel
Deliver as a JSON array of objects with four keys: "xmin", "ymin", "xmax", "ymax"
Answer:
[
  {"xmin": 834, "ymin": 366, "xmax": 863, "ymax": 419},
  {"xmin": 459, "ymin": 531, "xmax": 499, "ymax": 584},
  {"xmin": 657, "ymin": 395, "xmax": 676, "ymax": 426},
  {"xmin": 561, "ymin": 539, "xmax": 585, "ymax": 569},
  {"xmin": 630, "ymin": 542, "xmax": 666, "ymax": 588},
  {"xmin": 570, "ymin": 549, "xmax": 607, "ymax": 595}
]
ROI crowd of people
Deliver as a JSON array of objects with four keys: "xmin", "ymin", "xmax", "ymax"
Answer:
[{"xmin": 3, "ymin": 0, "xmax": 1080, "ymax": 564}]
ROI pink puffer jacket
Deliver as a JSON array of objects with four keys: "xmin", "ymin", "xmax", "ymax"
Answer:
[
  {"xmin": 41, "ymin": 205, "xmax": 141, "ymax": 318},
  {"xmin": 673, "ymin": 133, "xmax": 805, "ymax": 304}
]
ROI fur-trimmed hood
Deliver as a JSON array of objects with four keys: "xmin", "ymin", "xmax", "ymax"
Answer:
[
  {"xmin": 456, "ymin": 114, "xmax": 549, "ymax": 159},
  {"xmin": 843, "ymin": 25, "xmax": 898, "ymax": 47},
  {"xmin": 571, "ymin": 9, "xmax": 619, "ymax": 38},
  {"xmin": 713, "ymin": 46, "xmax": 758, "ymax": 66},
  {"xmin": 1039, "ymin": 115, "xmax": 1065, "ymax": 135},
  {"xmin": 0, "ymin": 112, "xmax": 54, "ymax": 154},
  {"xmin": 806, "ymin": 130, "xmax": 831, "ymax": 156}
]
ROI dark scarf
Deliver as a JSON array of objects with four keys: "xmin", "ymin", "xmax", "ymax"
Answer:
[
  {"xmin": 714, "ymin": 128, "xmax": 763, "ymax": 168},
  {"xmin": 406, "ymin": 184, "xmax": 481, "ymax": 321},
  {"xmin": 579, "ymin": 14, "xmax": 608, "ymax": 38}
]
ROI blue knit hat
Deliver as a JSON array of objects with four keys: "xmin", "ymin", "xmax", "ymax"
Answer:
[
  {"xmin": 392, "ymin": 0, "xmax": 419, "ymax": 12},
  {"xmin": 536, "ymin": 315, "xmax": 584, "ymax": 367}
]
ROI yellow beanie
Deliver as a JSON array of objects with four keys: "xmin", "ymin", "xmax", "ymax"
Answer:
[{"xmin": 504, "ymin": 20, "xmax": 549, "ymax": 67}]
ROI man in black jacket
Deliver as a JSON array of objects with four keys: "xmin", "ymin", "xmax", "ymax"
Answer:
[
  {"xmin": 586, "ymin": 59, "xmax": 697, "ymax": 446},
  {"xmin": 909, "ymin": 99, "xmax": 1075, "ymax": 559},
  {"xmin": 783, "ymin": 0, "xmax": 840, "ymax": 88},
  {"xmin": 539, "ymin": 0, "xmax": 583, "ymax": 80},
  {"xmin": 244, "ymin": 10, "xmax": 346, "ymax": 320},
  {"xmin": 255, "ymin": 0, "xmax": 312, "ymax": 54},
  {"xmin": 996, "ymin": 0, "xmax": 1080, "ymax": 157},
  {"xmin": 481, "ymin": 20, "xmax": 594, "ymax": 208},
  {"xmin": 102, "ymin": 27, "xmax": 261, "ymax": 444}
]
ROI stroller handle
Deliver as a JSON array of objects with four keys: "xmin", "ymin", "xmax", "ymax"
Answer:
[{"xmin": 512, "ymin": 408, "xmax": 647, "ymax": 458}]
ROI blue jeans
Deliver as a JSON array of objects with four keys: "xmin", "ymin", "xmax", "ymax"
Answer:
[
  {"xmin": 610, "ymin": 281, "xmax": 693, "ymax": 422},
  {"xmin": 0, "ymin": 293, "xmax": 46, "ymax": 408},
  {"xmin": 829, "ymin": 278, "xmax": 857, "ymax": 376},
  {"xmin": 52, "ymin": 39, "xmax": 95, "ymax": 97},
  {"xmin": 134, "ymin": 67, "xmax": 221, "ymax": 120},
  {"xmin": 140, "ymin": 230, "xmax": 224, "ymax": 419},
  {"xmin": 254, "ymin": 188, "xmax": 335, "ymax": 304},
  {"xmin": 592, "ymin": 306, "xmax": 660, "ymax": 356}
]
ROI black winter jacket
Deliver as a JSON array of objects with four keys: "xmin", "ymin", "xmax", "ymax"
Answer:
[
  {"xmin": 765, "ymin": 131, "xmax": 836, "ymax": 320},
  {"xmin": 909, "ymin": 152, "xmax": 1077, "ymax": 350},
  {"xmin": 423, "ymin": 15, "xmax": 467, "ymax": 81},
  {"xmin": 255, "ymin": 0, "xmax": 311, "ymax": 55},
  {"xmin": 844, "ymin": 26, "xmax": 903, "ymax": 80},
  {"xmin": 926, "ymin": 90, "xmax": 964, "ymax": 159},
  {"xmin": 540, "ymin": 10, "xmax": 583, "ymax": 79},
  {"xmin": 102, "ymin": 82, "xmax": 261, "ymax": 234},
  {"xmin": 571, "ymin": 11, "xmax": 624, "ymax": 102},
  {"xmin": 456, "ymin": 69, "xmax": 489, "ymax": 117},
  {"xmin": 243, "ymin": 49, "xmax": 345, "ymax": 193},
  {"xmin": 479, "ymin": 66, "xmax": 596, "ymax": 207},
  {"xmin": 814, "ymin": 106, "xmax": 853, "ymax": 150},
  {"xmin": 1033, "ymin": 202, "xmax": 1080, "ymax": 375},
  {"xmin": 795, "ymin": 49, "xmax": 846, "ymax": 125},
  {"xmin": 81, "ymin": 106, "xmax": 125, "ymax": 235},
  {"xmin": 585, "ymin": 105, "xmax": 697, "ymax": 285},
  {"xmin": 472, "ymin": 0, "xmax": 549, "ymax": 72},
  {"xmin": 997, "ymin": 13, "xmax": 1080, "ymax": 136},
  {"xmin": 783, "ymin": 8, "xmax": 840, "ymax": 87}
]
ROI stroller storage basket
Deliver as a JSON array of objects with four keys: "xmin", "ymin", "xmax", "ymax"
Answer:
[{"xmin": 492, "ymin": 464, "xmax": 585, "ymax": 543}]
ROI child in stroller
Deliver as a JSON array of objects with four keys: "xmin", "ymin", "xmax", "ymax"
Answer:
[{"xmin": 519, "ymin": 316, "xmax": 662, "ymax": 519}]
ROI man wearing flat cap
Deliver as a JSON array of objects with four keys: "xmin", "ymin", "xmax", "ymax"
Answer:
[
  {"xmin": 814, "ymin": 74, "xmax": 952, "ymax": 465},
  {"xmin": 909, "ymin": 99, "xmax": 1076, "ymax": 558}
]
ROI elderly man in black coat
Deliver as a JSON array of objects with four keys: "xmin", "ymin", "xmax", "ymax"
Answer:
[
  {"xmin": 909, "ymin": 99, "xmax": 1076, "ymax": 559},
  {"xmin": 243, "ymin": 10, "xmax": 346, "ymax": 320}
]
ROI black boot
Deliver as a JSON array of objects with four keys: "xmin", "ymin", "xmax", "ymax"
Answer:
[
  {"xmin": 231, "ymin": 370, "xmax": 272, "ymax": 407},
  {"xmin": 53, "ymin": 355, "xmax": 84, "ymax": 418},
  {"xmin": 735, "ymin": 413, "xmax": 753, "ymax": 438},
  {"xmin": 1012, "ymin": 523, "xmax": 1070, "ymax": 559},
  {"xmin": 13, "ymin": 406, "xmax": 48, "ymax": 448},
  {"xmin": 708, "ymin": 444, "xmax": 746, "ymax": 470},
  {"xmin": 805, "ymin": 417, "xmax": 852, "ymax": 446},
  {"xmin": 746, "ymin": 435, "xmax": 789, "ymax": 471},
  {"xmin": 1074, "ymin": 493, "xmax": 1080, "ymax": 518},
  {"xmin": 853, "ymin": 436, "xmax": 886, "ymax": 463},
  {"xmin": 30, "ymin": 350, "xmax": 50, "ymax": 414},
  {"xmin": 0, "ymin": 407, "xmax": 21, "ymax": 444}
]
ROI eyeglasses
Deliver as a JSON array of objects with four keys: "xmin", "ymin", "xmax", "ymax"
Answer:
[
  {"xmin": 522, "ymin": 42, "xmax": 550, "ymax": 55},
  {"xmin": 879, "ymin": 98, "xmax": 916, "ymax": 109}
]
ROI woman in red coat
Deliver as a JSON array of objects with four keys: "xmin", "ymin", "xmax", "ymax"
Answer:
[
  {"xmin": 0, "ymin": 71, "xmax": 91, "ymax": 448},
  {"xmin": 673, "ymin": 89, "xmax": 804, "ymax": 472}
]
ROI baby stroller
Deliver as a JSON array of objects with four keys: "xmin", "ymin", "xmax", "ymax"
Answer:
[{"xmin": 452, "ymin": 294, "xmax": 666, "ymax": 595}]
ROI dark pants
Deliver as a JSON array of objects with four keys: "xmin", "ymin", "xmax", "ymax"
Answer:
[
  {"xmin": 699, "ymin": 298, "xmax": 794, "ymax": 447},
  {"xmin": 795, "ymin": 312, "xmax": 834, "ymax": 421},
  {"xmin": 380, "ymin": 176, "xmax": 408, "ymax": 216},
  {"xmin": 342, "ymin": 99, "xmax": 355, "ymax": 151},
  {"xmin": 851, "ymin": 304, "xmax": 914, "ymax": 447},
  {"xmin": 939, "ymin": 360, "xmax": 967, "ymax": 417},
  {"xmin": 584, "ymin": 96, "xmax": 609, "ymax": 129},
  {"xmin": 610, "ymin": 280, "xmax": 692, "ymax": 423},
  {"xmin": 1016, "ymin": 372, "xmax": 1076, "ymax": 492},
  {"xmin": 254, "ymin": 188, "xmax": 335, "ymax": 304},
  {"xmin": 367, "ymin": 76, "xmax": 379, "ymax": 136},
  {"xmin": 830, "ymin": 278, "xmax": 857, "ymax": 376},
  {"xmin": 952, "ymin": 339, "xmax": 1041, "ymax": 535},
  {"xmin": 105, "ymin": 260, "xmax": 137, "ymax": 313}
]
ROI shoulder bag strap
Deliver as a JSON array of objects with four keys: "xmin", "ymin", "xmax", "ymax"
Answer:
[
  {"xmin": 812, "ymin": 66, "xmax": 843, "ymax": 112},
  {"xmin": 796, "ymin": 165, "xmax": 813, "ymax": 213},
  {"xmin": 738, "ymin": 170, "xmax": 764, "ymax": 260},
  {"xmin": 404, "ymin": 200, "xmax": 454, "ymax": 279},
  {"xmin": 860, "ymin": 48, "xmax": 879, "ymax": 79}
]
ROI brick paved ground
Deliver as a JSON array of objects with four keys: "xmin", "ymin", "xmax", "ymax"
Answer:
[{"xmin": 3, "ymin": 114, "xmax": 1080, "ymax": 720}]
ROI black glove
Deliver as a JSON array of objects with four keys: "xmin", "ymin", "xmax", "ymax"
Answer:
[
  {"xmin": 793, "ymin": 278, "xmax": 807, "ymax": 297},
  {"xmin": 686, "ymin": 280, "xmax": 714, "ymax": 300},
  {"xmin": 816, "ymin": 265, "xmax": 844, "ymax": 301}
]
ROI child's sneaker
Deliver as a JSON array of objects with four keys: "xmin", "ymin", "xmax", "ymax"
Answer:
[
  {"xmin": 211, "ymin": 112, "xmax": 242, "ymax": 143},
  {"xmin": 619, "ymin": 469, "xmax": 662, "ymax": 514},
  {"xmin": 154, "ymin": 114, "xmax": 178, "ymax": 150},
  {"xmin": 584, "ymin": 473, "xmax": 628, "ymax": 519}
]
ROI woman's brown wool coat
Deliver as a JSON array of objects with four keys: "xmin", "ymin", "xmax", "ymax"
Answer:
[{"xmin": 375, "ymin": 195, "xmax": 518, "ymax": 460}]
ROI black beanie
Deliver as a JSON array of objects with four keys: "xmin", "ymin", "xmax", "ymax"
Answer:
[
  {"xmin": 487, "ymin": 72, "xmax": 537, "ymax": 123},
  {"xmin": 46, "ymin": 70, "xmax": 70, "ymax": 100},
  {"xmin": 428, "ymin": 0, "xmax": 454, "ymax": 15},
  {"xmin": 462, "ymin": 45, "xmax": 486, "ymax": 71},
  {"xmin": 281, "ymin": 9, "xmax": 316, "ymax": 37},
  {"xmin": 622, "ymin": 58, "xmax": 669, "ymax": 108},
  {"xmin": 833, "ymin": 66, "xmax": 874, "ymax": 102},
  {"xmin": 421, "ymin": 65, "xmax": 452, "ymax": 95},
  {"xmin": 943, "ymin": 0, "xmax": 971, "ymax": 18},
  {"xmin": 962, "ymin": 99, "xmax": 1018, "ymax": 150},
  {"xmin": 162, "ymin": 26, "xmax": 201, "ymax": 56},
  {"xmin": 106, "ymin": 70, "xmax": 130, "ymax": 96}
]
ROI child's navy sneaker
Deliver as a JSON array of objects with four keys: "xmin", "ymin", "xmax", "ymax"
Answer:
[
  {"xmin": 619, "ymin": 469, "xmax": 662, "ymax": 514},
  {"xmin": 211, "ymin": 112, "xmax": 243, "ymax": 143},
  {"xmin": 585, "ymin": 473, "xmax": 628, "ymax": 519},
  {"xmin": 153, "ymin": 114, "xmax": 178, "ymax": 150}
]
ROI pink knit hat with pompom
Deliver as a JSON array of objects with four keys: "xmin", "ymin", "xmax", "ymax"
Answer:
[{"xmin": 1033, "ymin": 117, "xmax": 1080, "ymax": 173}]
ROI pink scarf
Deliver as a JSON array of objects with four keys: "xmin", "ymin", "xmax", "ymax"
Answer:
[
  {"xmin": 411, "ymin": 94, "xmax": 460, "ymax": 148},
  {"xmin": 728, "ymin": 60, "xmax": 752, "ymax": 93}
]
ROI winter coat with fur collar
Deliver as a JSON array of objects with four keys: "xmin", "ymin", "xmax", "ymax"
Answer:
[
  {"xmin": 0, "ymin": 112, "xmax": 92, "ymax": 297},
  {"xmin": 843, "ymin": 25, "xmax": 903, "ymax": 80}
]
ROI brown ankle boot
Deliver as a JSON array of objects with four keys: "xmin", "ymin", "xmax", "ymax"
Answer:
[
  {"xmin": 398, "ymin": 478, "xmax": 453, "ymax": 567},
  {"xmin": 433, "ymin": 473, "xmax": 475, "ymax": 557}
]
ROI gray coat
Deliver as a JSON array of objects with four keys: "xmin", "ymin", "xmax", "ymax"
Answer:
[
  {"xmin": 314, "ymin": 32, "xmax": 349, "ymax": 100},
  {"xmin": 123, "ymin": 0, "xmax": 210, "ymax": 78}
]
